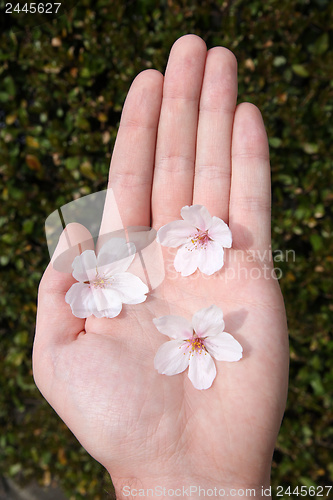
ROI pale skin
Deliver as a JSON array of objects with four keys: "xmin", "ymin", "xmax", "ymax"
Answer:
[{"xmin": 33, "ymin": 35, "xmax": 289, "ymax": 499}]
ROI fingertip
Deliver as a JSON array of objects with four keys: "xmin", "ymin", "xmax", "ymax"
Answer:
[
  {"xmin": 207, "ymin": 46, "xmax": 238, "ymax": 71},
  {"xmin": 129, "ymin": 69, "xmax": 164, "ymax": 103},
  {"xmin": 132, "ymin": 68, "xmax": 164, "ymax": 87},
  {"xmin": 199, "ymin": 46, "xmax": 238, "ymax": 115},
  {"xmin": 232, "ymin": 103, "xmax": 269, "ymax": 160},
  {"xmin": 122, "ymin": 69, "xmax": 164, "ymax": 130},
  {"xmin": 171, "ymin": 33, "xmax": 207, "ymax": 54},
  {"xmin": 163, "ymin": 34, "xmax": 207, "ymax": 100}
]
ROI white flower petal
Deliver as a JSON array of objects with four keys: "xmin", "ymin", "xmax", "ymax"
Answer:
[
  {"xmin": 89, "ymin": 287, "xmax": 123, "ymax": 313},
  {"xmin": 204, "ymin": 332, "xmax": 243, "ymax": 362},
  {"xmin": 123, "ymin": 296, "xmax": 148, "ymax": 305},
  {"xmin": 208, "ymin": 216, "xmax": 232, "ymax": 248},
  {"xmin": 181, "ymin": 205, "xmax": 212, "ymax": 231},
  {"xmin": 154, "ymin": 340, "xmax": 190, "ymax": 375},
  {"xmin": 157, "ymin": 220, "xmax": 195, "ymax": 247},
  {"xmin": 198, "ymin": 240, "xmax": 224, "ymax": 275},
  {"xmin": 174, "ymin": 244, "xmax": 201, "ymax": 276},
  {"xmin": 188, "ymin": 350, "xmax": 217, "ymax": 390},
  {"xmin": 86, "ymin": 288, "xmax": 123, "ymax": 318},
  {"xmin": 111, "ymin": 272, "xmax": 149, "ymax": 304},
  {"xmin": 97, "ymin": 238, "xmax": 136, "ymax": 274},
  {"xmin": 72, "ymin": 250, "xmax": 97, "ymax": 282},
  {"xmin": 153, "ymin": 315, "xmax": 193, "ymax": 340},
  {"xmin": 192, "ymin": 305, "xmax": 225, "ymax": 338},
  {"xmin": 65, "ymin": 282, "xmax": 95, "ymax": 318},
  {"xmin": 97, "ymin": 300, "xmax": 123, "ymax": 319}
]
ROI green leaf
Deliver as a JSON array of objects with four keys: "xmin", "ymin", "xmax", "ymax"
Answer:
[
  {"xmin": 3, "ymin": 75, "xmax": 16, "ymax": 96},
  {"xmin": 0, "ymin": 255, "xmax": 10, "ymax": 266},
  {"xmin": 299, "ymin": 477, "xmax": 317, "ymax": 487},
  {"xmin": 310, "ymin": 234, "xmax": 323, "ymax": 252},
  {"xmin": 9, "ymin": 463, "xmax": 22, "ymax": 476},
  {"xmin": 22, "ymin": 219, "xmax": 34, "ymax": 234},
  {"xmin": 310, "ymin": 374, "xmax": 325, "ymax": 396},
  {"xmin": 273, "ymin": 56, "xmax": 286, "ymax": 67},
  {"xmin": 292, "ymin": 64, "xmax": 309, "ymax": 78},
  {"xmin": 312, "ymin": 33, "xmax": 329, "ymax": 55},
  {"xmin": 65, "ymin": 157, "xmax": 80, "ymax": 171},
  {"xmin": 80, "ymin": 161, "xmax": 96, "ymax": 180},
  {"xmin": 303, "ymin": 143, "xmax": 319, "ymax": 154},
  {"xmin": 75, "ymin": 115, "xmax": 91, "ymax": 130},
  {"xmin": 6, "ymin": 350, "xmax": 25, "ymax": 366},
  {"xmin": 80, "ymin": 67, "xmax": 91, "ymax": 78},
  {"xmin": 269, "ymin": 137, "xmax": 282, "ymax": 148}
]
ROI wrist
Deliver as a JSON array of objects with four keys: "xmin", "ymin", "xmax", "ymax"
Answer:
[
  {"xmin": 109, "ymin": 455, "xmax": 272, "ymax": 499},
  {"xmin": 112, "ymin": 476, "xmax": 271, "ymax": 499}
]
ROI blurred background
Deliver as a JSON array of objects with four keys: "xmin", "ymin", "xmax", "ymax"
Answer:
[{"xmin": 0, "ymin": 0, "xmax": 332, "ymax": 499}]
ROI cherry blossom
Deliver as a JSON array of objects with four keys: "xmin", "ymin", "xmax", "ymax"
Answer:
[
  {"xmin": 157, "ymin": 205, "xmax": 232, "ymax": 276},
  {"xmin": 153, "ymin": 305, "xmax": 242, "ymax": 390},
  {"xmin": 65, "ymin": 238, "xmax": 149, "ymax": 319}
]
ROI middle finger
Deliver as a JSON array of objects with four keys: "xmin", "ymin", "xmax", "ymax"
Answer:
[
  {"xmin": 193, "ymin": 47, "xmax": 238, "ymax": 223},
  {"xmin": 152, "ymin": 35, "xmax": 207, "ymax": 228}
]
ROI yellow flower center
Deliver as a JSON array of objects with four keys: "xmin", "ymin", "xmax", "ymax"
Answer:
[
  {"xmin": 91, "ymin": 272, "xmax": 112, "ymax": 289},
  {"xmin": 187, "ymin": 229, "xmax": 210, "ymax": 251},
  {"xmin": 185, "ymin": 336, "xmax": 206, "ymax": 355}
]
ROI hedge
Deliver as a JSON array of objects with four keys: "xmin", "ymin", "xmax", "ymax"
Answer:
[{"xmin": 0, "ymin": 0, "xmax": 332, "ymax": 498}]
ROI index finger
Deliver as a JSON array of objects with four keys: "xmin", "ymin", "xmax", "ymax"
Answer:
[{"xmin": 98, "ymin": 69, "xmax": 163, "ymax": 247}]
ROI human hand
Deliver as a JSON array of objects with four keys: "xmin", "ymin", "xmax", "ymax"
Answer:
[{"xmin": 33, "ymin": 35, "xmax": 289, "ymax": 498}]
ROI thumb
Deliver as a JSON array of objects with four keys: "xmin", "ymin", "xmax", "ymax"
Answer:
[{"xmin": 34, "ymin": 223, "xmax": 94, "ymax": 350}]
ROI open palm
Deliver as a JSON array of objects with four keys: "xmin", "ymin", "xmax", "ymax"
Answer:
[{"xmin": 33, "ymin": 35, "xmax": 289, "ymax": 497}]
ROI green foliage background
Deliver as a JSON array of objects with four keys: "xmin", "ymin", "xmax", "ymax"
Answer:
[{"xmin": 0, "ymin": 0, "xmax": 332, "ymax": 498}]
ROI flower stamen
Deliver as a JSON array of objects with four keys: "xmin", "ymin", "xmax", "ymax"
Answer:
[
  {"xmin": 188, "ymin": 229, "xmax": 210, "ymax": 251},
  {"xmin": 84, "ymin": 272, "xmax": 113, "ymax": 289},
  {"xmin": 185, "ymin": 335, "xmax": 206, "ymax": 356}
]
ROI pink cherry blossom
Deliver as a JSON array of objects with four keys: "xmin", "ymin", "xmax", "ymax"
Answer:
[
  {"xmin": 65, "ymin": 238, "xmax": 149, "ymax": 319},
  {"xmin": 153, "ymin": 305, "xmax": 242, "ymax": 390},
  {"xmin": 157, "ymin": 205, "xmax": 232, "ymax": 276}
]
